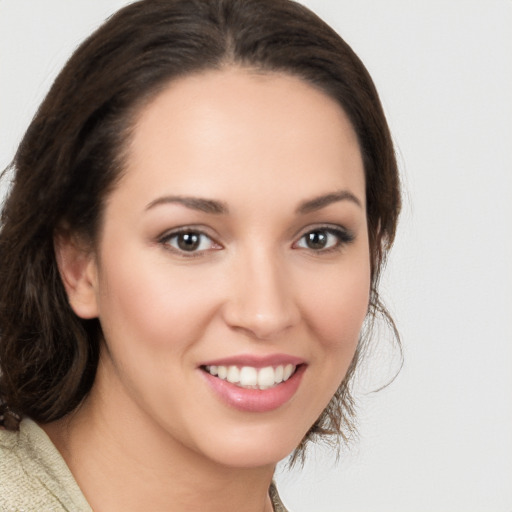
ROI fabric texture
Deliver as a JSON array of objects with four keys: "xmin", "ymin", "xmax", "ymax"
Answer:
[
  {"xmin": 0, "ymin": 418, "xmax": 289, "ymax": 511},
  {"xmin": 0, "ymin": 418, "xmax": 92, "ymax": 511},
  {"xmin": 269, "ymin": 481, "xmax": 289, "ymax": 512}
]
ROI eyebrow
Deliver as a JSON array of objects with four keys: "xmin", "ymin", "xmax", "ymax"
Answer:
[
  {"xmin": 145, "ymin": 195, "xmax": 228, "ymax": 214},
  {"xmin": 145, "ymin": 190, "xmax": 361, "ymax": 215},
  {"xmin": 296, "ymin": 190, "xmax": 363, "ymax": 214}
]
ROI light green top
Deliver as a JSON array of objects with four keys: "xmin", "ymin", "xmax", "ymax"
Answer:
[{"xmin": 0, "ymin": 418, "xmax": 288, "ymax": 511}]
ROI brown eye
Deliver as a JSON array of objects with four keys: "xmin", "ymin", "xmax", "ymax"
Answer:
[
  {"xmin": 304, "ymin": 230, "xmax": 329, "ymax": 250},
  {"xmin": 176, "ymin": 232, "xmax": 201, "ymax": 251},
  {"xmin": 295, "ymin": 227, "xmax": 355, "ymax": 252},
  {"xmin": 164, "ymin": 231, "xmax": 218, "ymax": 253}
]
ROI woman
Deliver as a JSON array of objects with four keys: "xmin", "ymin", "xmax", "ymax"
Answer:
[{"xmin": 0, "ymin": 0, "xmax": 400, "ymax": 510}]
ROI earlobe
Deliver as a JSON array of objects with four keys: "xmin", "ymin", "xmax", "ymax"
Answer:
[{"xmin": 54, "ymin": 232, "xmax": 99, "ymax": 319}]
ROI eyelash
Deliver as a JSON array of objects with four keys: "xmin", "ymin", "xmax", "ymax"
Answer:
[
  {"xmin": 293, "ymin": 225, "xmax": 355, "ymax": 253},
  {"xmin": 158, "ymin": 225, "xmax": 355, "ymax": 257},
  {"xmin": 159, "ymin": 227, "xmax": 222, "ymax": 257}
]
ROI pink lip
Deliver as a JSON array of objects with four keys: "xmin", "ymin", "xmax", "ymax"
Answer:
[
  {"xmin": 200, "ymin": 353, "xmax": 305, "ymax": 368},
  {"xmin": 200, "ymin": 363, "xmax": 306, "ymax": 413}
]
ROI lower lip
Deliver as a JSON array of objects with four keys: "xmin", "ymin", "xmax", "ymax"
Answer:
[{"xmin": 201, "ymin": 365, "xmax": 306, "ymax": 413}]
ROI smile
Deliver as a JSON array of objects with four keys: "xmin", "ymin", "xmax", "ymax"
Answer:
[
  {"xmin": 203, "ymin": 364, "xmax": 296, "ymax": 390},
  {"xmin": 200, "ymin": 354, "xmax": 306, "ymax": 412}
]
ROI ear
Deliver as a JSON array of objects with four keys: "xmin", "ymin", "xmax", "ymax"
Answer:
[{"xmin": 54, "ymin": 232, "xmax": 99, "ymax": 319}]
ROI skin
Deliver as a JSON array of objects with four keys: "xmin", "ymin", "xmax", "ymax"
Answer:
[{"xmin": 47, "ymin": 67, "xmax": 370, "ymax": 512}]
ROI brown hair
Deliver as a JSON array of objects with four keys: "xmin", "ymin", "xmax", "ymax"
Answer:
[{"xmin": 0, "ymin": 0, "xmax": 400, "ymax": 458}]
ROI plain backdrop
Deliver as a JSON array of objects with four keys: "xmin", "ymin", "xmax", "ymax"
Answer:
[{"xmin": 1, "ymin": 1, "xmax": 511, "ymax": 511}]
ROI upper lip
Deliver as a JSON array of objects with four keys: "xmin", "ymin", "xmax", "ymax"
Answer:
[{"xmin": 199, "ymin": 353, "xmax": 306, "ymax": 368}]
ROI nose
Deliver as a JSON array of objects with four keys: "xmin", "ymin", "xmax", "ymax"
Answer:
[{"xmin": 221, "ymin": 248, "xmax": 300, "ymax": 341}]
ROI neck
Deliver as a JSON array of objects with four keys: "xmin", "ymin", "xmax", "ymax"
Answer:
[{"xmin": 42, "ymin": 357, "xmax": 276, "ymax": 512}]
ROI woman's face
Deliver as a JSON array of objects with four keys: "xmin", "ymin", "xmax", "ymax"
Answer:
[{"xmin": 80, "ymin": 68, "xmax": 370, "ymax": 468}]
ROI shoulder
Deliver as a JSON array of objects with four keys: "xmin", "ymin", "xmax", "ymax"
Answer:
[{"xmin": 0, "ymin": 419, "xmax": 92, "ymax": 511}]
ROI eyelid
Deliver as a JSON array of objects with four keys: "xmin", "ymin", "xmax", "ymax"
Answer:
[
  {"xmin": 158, "ymin": 226, "xmax": 223, "ymax": 256},
  {"xmin": 292, "ymin": 223, "xmax": 355, "ymax": 252}
]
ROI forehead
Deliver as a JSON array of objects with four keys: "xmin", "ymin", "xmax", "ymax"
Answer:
[{"xmin": 116, "ymin": 67, "xmax": 365, "ymax": 210}]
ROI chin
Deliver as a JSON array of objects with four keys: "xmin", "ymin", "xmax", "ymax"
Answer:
[
  {"xmin": 205, "ymin": 442, "xmax": 296, "ymax": 469},
  {"xmin": 189, "ymin": 420, "xmax": 309, "ymax": 469}
]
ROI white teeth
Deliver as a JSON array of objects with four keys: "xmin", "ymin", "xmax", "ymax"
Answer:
[
  {"xmin": 240, "ymin": 366, "xmax": 258, "ymax": 386},
  {"xmin": 217, "ymin": 365, "xmax": 227, "ymax": 380},
  {"xmin": 204, "ymin": 364, "xmax": 297, "ymax": 389},
  {"xmin": 283, "ymin": 364, "xmax": 294, "ymax": 381},
  {"xmin": 257, "ymin": 366, "xmax": 275, "ymax": 388},
  {"xmin": 274, "ymin": 365, "xmax": 284, "ymax": 383},
  {"xmin": 226, "ymin": 366, "xmax": 240, "ymax": 384}
]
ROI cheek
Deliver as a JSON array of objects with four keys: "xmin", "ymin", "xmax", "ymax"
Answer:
[
  {"xmin": 301, "ymin": 257, "xmax": 371, "ymax": 357},
  {"xmin": 95, "ymin": 246, "xmax": 222, "ymax": 354},
  {"xmin": 291, "ymin": 255, "xmax": 370, "ymax": 425}
]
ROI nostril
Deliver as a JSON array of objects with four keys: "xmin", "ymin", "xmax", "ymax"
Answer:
[{"xmin": 224, "ymin": 308, "xmax": 300, "ymax": 341}]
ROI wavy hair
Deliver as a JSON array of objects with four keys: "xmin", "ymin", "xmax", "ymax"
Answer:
[{"xmin": 0, "ymin": 0, "xmax": 400, "ymax": 460}]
